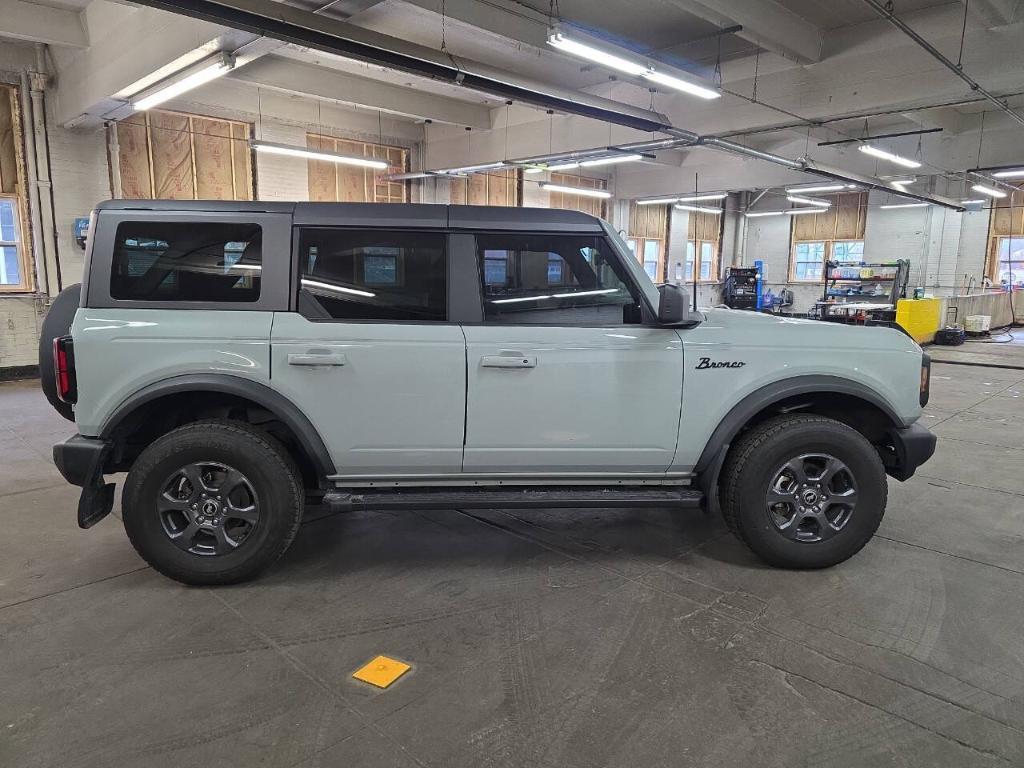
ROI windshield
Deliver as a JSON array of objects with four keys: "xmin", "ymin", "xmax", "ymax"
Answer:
[{"xmin": 601, "ymin": 222, "xmax": 661, "ymax": 314}]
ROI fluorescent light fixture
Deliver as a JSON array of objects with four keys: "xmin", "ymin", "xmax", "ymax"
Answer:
[
  {"xmin": 132, "ymin": 54, "xmax": 235, "ymax": 111},
  {"xmin": 641, "ymin": 70, "xmax": 720, "ymax": 100},
  {"xmin": 546, "ymin": 161, "xmax": 581, "ymax": 171},
  {"xmin": 523, "ymin": 167, "xmax": 545, "ymax": 174},
  {"xmin": 785, "ymin": 208, "xmax": 820, "ymax": 216},
  {"xmin": 252, "ymin": 141, "xmax": 389, "ymax": 169},
  {"xmin": 858, "ymin": 144, "xmax": 922, "ymax": 169},
  {"xmin": 880, "ymin": 202, "xmax": 928, "ymax": 209},
  {"xmin": 675, "ymin": 204, "xmax": 722, "ymax": 214},
  {"xmin": 972, "ymin": 183, "xmax": 1008, "ymax": 198},
  {"xmin": 637, "ymin": 197, "xmax": 680, "ymax": 205},
  {"xmin": 786, "ymin": 195, "xmax": 831, "ymax": 208},
  {"xmin": 785, "ymin": 184, "xmax": 846, "ymax": 193},
  {"xmin": 491, "ymin": 295, "xmax": 552, "ymax": 304},
  {"xmin": 992, "ymin": 168, "xmax": 1024, "ymax": 179},
  {"xmin": 437, "ymin": 161, "xmax": 507, "ymax": 175},
  {"xmin": 886, "ymin": 177, "xmax": 916, "ymax": 186},
  {"xmin": 551, "ymin": 288, "xmax": 620, "ymax": 298},
  {"xmin": 744, "ymin": 211, "xmax": 785, "ymax": 218},
  {"xmin": 579, "ymin": 154, "xmax": 643, "ymax": 167},
  {"xmin": 960, "ymin": 199, "xmax": 985, "ymax": 205},
  {"xmin": 301, "ymin": 278, "xmax": 375, "ymax": 297},
  {"xmin": 539, "ymin": 182, "xmax": 612, "ymax": 199},
  {"xmin": 547, "ymin": 31, "xmax": 647, "ymax": 75},
  {"xmin": 230, "ymin": 264, "xmax": 262, "ymax": 270},
  {"xmin": 677, "ymin": 193, "xmax": 727, "ymax": 202},
  {"xmin": 548, "ymin": 31, "xmax": 719, "ymax": 100}
]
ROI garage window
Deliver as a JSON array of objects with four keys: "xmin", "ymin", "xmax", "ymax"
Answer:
[
  {"xmin": 298, "ymin": 229, "xmax": 446, "ymax": 321},
  {"xmin": 790, "ymin": 192, "xmax": 867, "ymax": 281},
  {"xmin": 110, "ymin": 221, "xmax": 262, "ymax": 302},
  {"xmin": 994, "ymin": 236, "xmax": 1024, "ymax": 287}
]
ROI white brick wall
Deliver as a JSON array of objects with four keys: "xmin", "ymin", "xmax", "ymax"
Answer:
[{"xmin": 0, "ymin": 296, "xmax": 45, "ymax": 368}]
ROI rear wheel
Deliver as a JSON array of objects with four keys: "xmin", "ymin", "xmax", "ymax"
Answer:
[
  {"xmin": 720, "ymin": 414, "xmax": 887, "ymax": 568},
  {"xmin": 122, "ymin": 420, "xmax": 303, "ymax": 585}
]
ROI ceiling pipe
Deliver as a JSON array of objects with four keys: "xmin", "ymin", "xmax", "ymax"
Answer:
[{"xmin": 860, "ymin": 0, "xmax": 1024, "ymax": 129}]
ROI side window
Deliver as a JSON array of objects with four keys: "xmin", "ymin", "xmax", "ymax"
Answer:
[
  {"xmin": 298, "ymin": 228, "xmax": 447, "ymax": 321},
  {"xmin": 476, "ymin": 233, "xmax": 640, "ymax": 325},
  {"xmin": 110, "ymin": 221, "xmax": 262, "ymax": 302}
]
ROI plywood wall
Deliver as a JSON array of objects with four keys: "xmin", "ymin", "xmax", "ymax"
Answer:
[
  {"xmin": 548, "ymin": 173, "xmax": 606, "ymax": 218},
  {"xmin": 306, "ymin": 133, "xmax": 408, "ymax": 203},
  {"xmin": 0, "ymin": 86, "xmax": 20, "ymax": 197},
  {"xmin": 115, "ymin": 109, "xmax": 253, "ymax": 200},
  {"xmin": 449, "ymin": 168, "xmax": 519, "ymax": 206},
  {"xmin": 791, "ymin": 191, "xmax": 867, "ymax": 242},
  {"xmin": 628, "ymin": 202, "xmax": 667, "ymax": 240}
]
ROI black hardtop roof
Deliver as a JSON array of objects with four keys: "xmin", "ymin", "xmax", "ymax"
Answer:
[{"xmin": 95, "ymin": 200, "xmax": 606, "ymax": 233}]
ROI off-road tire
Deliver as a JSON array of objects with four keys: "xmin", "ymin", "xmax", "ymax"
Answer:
[
  {"xmin": 720, "ymin": 414, "xmax": 887, "ymax": 568},
  {"xmin": 122, "ymin": 420, "xmax": 303, "ymax": 585}
]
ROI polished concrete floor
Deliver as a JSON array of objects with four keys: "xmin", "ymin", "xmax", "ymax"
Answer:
[{"xmin": 1, "ymin": 351, "xmax": 1023, "ymax": 768}]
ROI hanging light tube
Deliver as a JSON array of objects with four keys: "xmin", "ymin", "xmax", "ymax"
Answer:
[
  {"xmin": 675, "ymin": 204, "xmax": 721, "ymax": 214},
  {"xmin": 880, "ymin": 202, "xmax": 929, "ymax": 209},
  {"xmin": 785, "ymin": 184, "xmax": 848, "ymax": 193},
  {"xmin": 637, "ymin": 197, "xmax": 681, "ymax": 205},
  {"xmin": 677, "ymin": 193, "xmax": 727, "ymax": 202},
  {"xmin": 971, "ymin": 183, "xmax": 1008, "ymax": 198},
  {"xmin": 785, "ymin": 208, "xmax": 820, "ymax": 216},
  {"xmin": 858, "ymin": 144, "xmax": 922, "ymax": 169},
  {"xmin": 579, "ymin": 154, "xmax": 644, "ymax": 167},
  {"xmin": 744, "ymin": 211, "xmax": 785, "ymax": 218},
  {"xmin": 539, "ymin": 182, "xmax": 612, "ymax": 199},
  {"xmin": 437, "ymin": 161, "xmax": 507, "ymax": 175},
  {"xmin": 132, "ymin": 54, "xmax": 235, "ymax": 111},
  {"xmin": 252, "ymin": 141, "xmax": 389, "ymax": 169},
  {"xmin": 547, "ymin": 31, "xmax": 720, "ymax": 101},
  {"xmin": 786, "ymin": 195, "xmax": 832, "ymax": 207},
  {"xmin": 992, "ymin": 168, "xmax": 1024, "ymax": 179}
]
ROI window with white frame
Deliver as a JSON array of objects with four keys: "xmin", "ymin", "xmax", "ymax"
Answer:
[
  {"xmin": 995, "ymin": 236, "xmax": 1024, "ymax": 288},
  {"xmin": 0, "ymin": 196, "xmax": 25, "ymax": 289}
]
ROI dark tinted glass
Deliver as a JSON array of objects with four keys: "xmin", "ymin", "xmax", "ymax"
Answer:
[
  {"xmin": 298, "ymin": 229, "xmax": 447, "ymax": 321},
  {"xmin": 476, "ymin": 233, "xmax": 639, "ymax": 324},
  {"xmin": 110, "ymin": 221, "xmax": 261, "ymax": 302}
]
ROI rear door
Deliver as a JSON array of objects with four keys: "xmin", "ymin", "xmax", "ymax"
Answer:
[
  {"xmin": 270, "ymin": 219, "xmax": 467, "ymax": 483},
  {"xmin": 461, "ymin": 230, "xmax": 684, "ymax": 478}
]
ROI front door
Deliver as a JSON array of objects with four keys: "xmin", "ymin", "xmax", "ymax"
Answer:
[
  {"xmin": 462, "ymin": 231, "xmax": 684, "ymax": 477},
  {"xmin": 271, "ymin": 227, "xmax": 465, "ymax": 482}
]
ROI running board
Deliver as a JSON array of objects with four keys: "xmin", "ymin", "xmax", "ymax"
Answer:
[{"xmin": 322, "ymin": 486, "xmax": 704, "ymax": 513}]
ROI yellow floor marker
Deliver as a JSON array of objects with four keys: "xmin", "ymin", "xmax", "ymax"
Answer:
[{"xmin": 352, "ymin": 655, "xmax": 411, "ymax": 689}]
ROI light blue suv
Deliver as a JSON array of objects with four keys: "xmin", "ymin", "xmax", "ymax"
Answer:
[{"xmin": 41, "ymin": 201, "xmax": 936, "ymax": 585}]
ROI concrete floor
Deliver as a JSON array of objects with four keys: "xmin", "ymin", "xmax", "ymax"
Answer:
[{"xmin": 1, "ymin": 352, "xmax": 1023, "ymax": 768}]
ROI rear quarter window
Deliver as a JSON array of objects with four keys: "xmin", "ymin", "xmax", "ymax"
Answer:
[{"xmin": 110, "ymin": 221, "xmax": 262, "ymax": 302}]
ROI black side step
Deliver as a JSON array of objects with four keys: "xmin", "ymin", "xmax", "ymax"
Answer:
[{"xmin": 322, "ymin": 486, "xmax": 703, "ymax": 513}]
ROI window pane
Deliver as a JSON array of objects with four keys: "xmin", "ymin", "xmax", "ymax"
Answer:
[
  {"xmin": 299, "ymin": 229, "xmax": 446, "ymax": 321},
  {"xmin": 476, "ymin": 233, "xmax": 639, "ymax": 325},
  {"xmin": 642, "ymin": 240, "xmax": 660, "ymax": 280},
  {"xmin": 111, "ymin": 221, "xmax": 262, "ymax": 302},
  {"xmin": 0, "ymin": 200, "xmax": 17, "ymax": 243},
  {"xmin": 626, "ymin": 238, "xmax": 638, "ymax": 256},
  {"xmin": 700, "ymin": 242, "xmax": 713, "ymax": 279},
  {"xmin": 999, "ymin": 237, "xmax": 1024, "ymax": 287},
  {"xmin": 0, "ymin": 246, "xmax": 20, "ymax": 285},
  {"xmin": 834, "ymin": 240, "xmax": 864, "ymax": 263},
  {"xmin": 794, "ymin": 241, "xmax": 825, "ymax": 279}
]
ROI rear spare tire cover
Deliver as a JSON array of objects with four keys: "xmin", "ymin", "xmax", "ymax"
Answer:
[{"xmin": 38, "ymin": 283, "xmax": 80, "ymax": 422}]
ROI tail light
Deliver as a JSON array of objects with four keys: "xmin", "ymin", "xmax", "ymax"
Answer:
[
  {"xmin": 919, "ymin": 353, "xmax": 931, "ymax": 407},
  {"xmin": 53, "ymin": 335, "xmax": 77, "ymax": 404}
]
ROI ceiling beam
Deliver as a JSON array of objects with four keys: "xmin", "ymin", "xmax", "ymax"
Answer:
[
  {"xmin": 0, "ymin": 0, "xmax": 88, "ymax": 48},
  {"xmin": 661, "ymin": 0, "xmax": 824, "ymax": 63},
  {"xmin": 232, "ymin": 55, "xmax": 492, "ymax": 128}
]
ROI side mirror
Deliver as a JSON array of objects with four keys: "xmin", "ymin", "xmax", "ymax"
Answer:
[{"xmin": 658, "ymin": 283, "xmax": 690, "ymax": 324}]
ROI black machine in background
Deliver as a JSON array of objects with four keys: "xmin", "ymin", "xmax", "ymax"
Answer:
[{"xmin": 724, "ymin": 266, "xmax": 759, "ymax": 310}]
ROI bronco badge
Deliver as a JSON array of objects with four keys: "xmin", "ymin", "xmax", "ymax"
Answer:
[{"xmin": 696, "ymin": 357, "xmax": 746, "ymax": 370}]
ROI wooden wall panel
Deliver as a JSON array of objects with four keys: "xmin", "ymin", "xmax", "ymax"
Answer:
[
  {"xmin": 550, "ymin": 173, "xmax": 606, "ymax": 218},
  {"xmin": 116, "ymin": 117, "xmax": 153, "ymax": 200},
  {"xmin": 307, "ymin": 134, "xmax": 335, "ymax": 202},
  {"xmin": 230, "ymin": 123, "xmax": 252, "ymax": 200},
  {"xmin": 449, "ymin": 177, "xmax": 467, "ymax": 205},
  {"xmin": 0, "ymin": 88, "xmax": 16, "ymax": 196},
  {"xmin": 628, "ymin": 203, "xmax": 668, "ymax": 240},
  {"xmin": 192, "ymin": 117, "xmax": 235, "ymax": 200},
  {"xmin": 149, "ymin": 112, "xmax": 194, "ymax": 200},
  {"xmin": 307, "ymin": 134, "xmax": 408, "ymax": 203},
  {"xmin": 468, "ymin": 173, "xmax": 488, "ymax": 205}
]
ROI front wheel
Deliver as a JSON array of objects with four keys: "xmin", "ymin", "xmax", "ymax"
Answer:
[
  {"xmin": 122, "ymin": 420, "xmax": 303, "ymax": 585},
  {"xmin": 720, "ymin": 414, "xmax": 887, "ymax": 569}
]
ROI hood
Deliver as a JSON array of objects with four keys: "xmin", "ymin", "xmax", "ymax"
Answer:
[{"xmin": 696, "ymin": 306, "xmax": 921, "ymax": 354}]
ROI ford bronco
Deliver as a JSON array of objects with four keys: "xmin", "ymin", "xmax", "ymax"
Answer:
[{"xmin": 41, "ymin": 200, "xmax": 935, "ymax": 585}]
